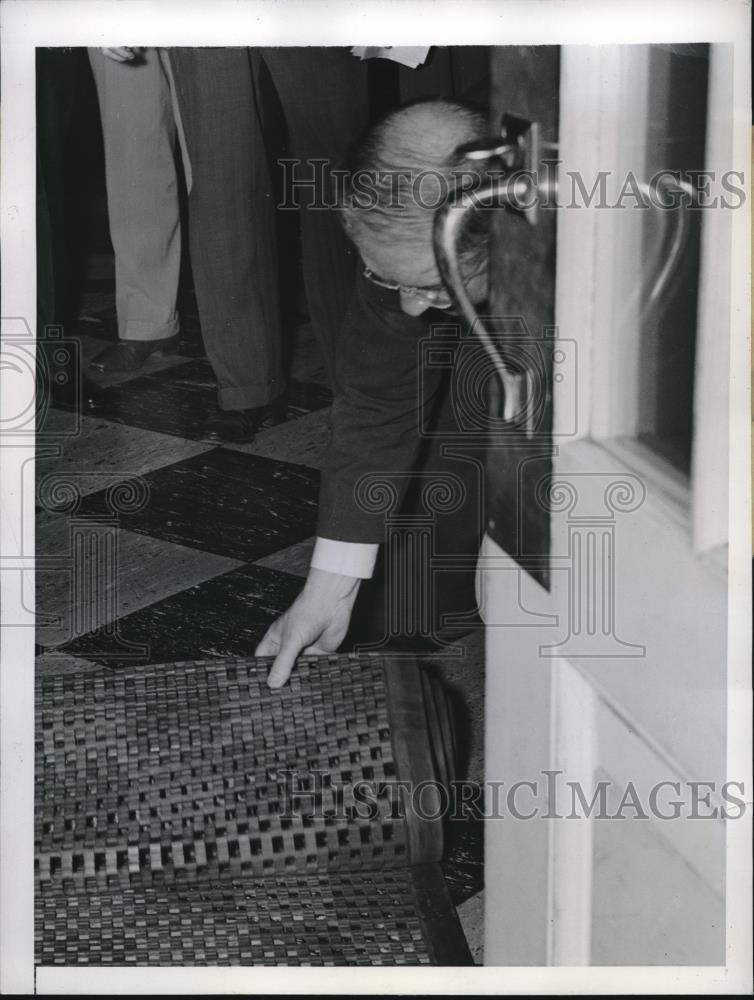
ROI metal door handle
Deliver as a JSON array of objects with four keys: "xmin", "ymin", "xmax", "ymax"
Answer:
[{"xmin": 433, "ymin": 117, "xmax": 699, "ymax": 435}]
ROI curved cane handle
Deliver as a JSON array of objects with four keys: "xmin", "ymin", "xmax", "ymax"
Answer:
[{"xmin": 433, "ymin": 177, "xmax": 532, "ymax": 426}]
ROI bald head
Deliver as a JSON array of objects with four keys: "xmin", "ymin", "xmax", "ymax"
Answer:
[
  {"xmin": 359, "ymin": 99, "xmax": 486, "ymax": 173},
  {"xmin": 337, "ymin": 99, "xmax": 490, "ymax": 312}
]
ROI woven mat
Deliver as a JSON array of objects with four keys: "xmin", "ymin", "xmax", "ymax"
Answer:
[{"xmin": 36, "ymin": 653, "xmax": 471, "ymax": 966}]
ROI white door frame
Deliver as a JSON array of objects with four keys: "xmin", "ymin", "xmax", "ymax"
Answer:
[{"xmin": 484, "ymin": 42, "xmax": 741, "ymax": 967}]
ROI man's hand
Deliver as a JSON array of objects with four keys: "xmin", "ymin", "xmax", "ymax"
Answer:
[
  {"xmin": 256, "ymin": 568, "xmax": 362, "ymax": 688},
  {"xmin": 99, "ymin": 47, "xmax": 144, "ymax": 63}
]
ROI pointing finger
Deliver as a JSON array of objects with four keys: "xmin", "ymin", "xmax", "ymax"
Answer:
[{"xmin": 266, "ymin": 634, "xmax": 304, "ymax": 689}]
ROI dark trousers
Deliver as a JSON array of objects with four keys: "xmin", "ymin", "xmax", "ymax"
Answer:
[
  {"xmin": 255, "ymin": 48, "xmax": 370, "ymax": 387},
  {"xmin": 169, "ymin": 47, "xmax": 370, "ymax": 404},
  {"xmin": 169, "ymin": 48, "xmax": 284, "ymax": 410},
  {"xmin": 36, "ymin": 48, "xmax": 93, "ymax": 332}
]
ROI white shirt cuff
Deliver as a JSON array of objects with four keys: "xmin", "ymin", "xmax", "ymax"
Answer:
[{"xmin": 310, "ymin": 537, "xmax": 379, "ymax": 579}]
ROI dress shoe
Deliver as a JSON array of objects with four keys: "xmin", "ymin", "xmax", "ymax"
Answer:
[
  {"xmin": 201, "ymin": 395, "xmax": 288, "ymax": 445},
  {"xmin": 89, "ymin": 336, "xmax": 178, "ymax": 373}
]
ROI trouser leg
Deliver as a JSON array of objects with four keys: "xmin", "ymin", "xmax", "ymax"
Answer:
[
  {"xmin": 258, "ymin": 48, "xmax": 369, "ymax": 388},
  {"xmin": 88, "ymin": 47, "xmax": 181, "ymax": 342},
  {"xmin": 38, "ymin": 48, "xmax": 105, "ymax": 332},
  {"xmin": 169, "ymin": 47, "xmax": 283, "ymax": 411}
]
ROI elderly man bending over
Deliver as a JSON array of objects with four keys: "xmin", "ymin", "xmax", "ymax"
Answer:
[{"xmin": 257, "ymin": 99, "xmax": 492, "ymax": 687}]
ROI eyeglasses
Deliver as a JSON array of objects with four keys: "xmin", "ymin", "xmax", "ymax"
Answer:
[{"xmin": 362, "ymin": 266, "xmax": 454, "ymax": 309}]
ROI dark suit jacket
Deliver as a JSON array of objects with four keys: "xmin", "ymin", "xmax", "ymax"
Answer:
[{"xmin": 317, "ymin": 269, "xmax": 483, "ymax": 555}]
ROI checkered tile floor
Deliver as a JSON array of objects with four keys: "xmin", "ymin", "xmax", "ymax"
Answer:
[{"xmin": 35, "ymin": 256, "xmax": 484, "ymax": 962}]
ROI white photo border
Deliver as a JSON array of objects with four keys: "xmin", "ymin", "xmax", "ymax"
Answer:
[{"xmin": 1, "ymin": 0, "xmax": 750, "ymax": 993}]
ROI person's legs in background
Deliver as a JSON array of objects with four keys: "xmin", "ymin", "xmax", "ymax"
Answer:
[
  {"xmin": 258, "ymin": 48, "xmax": 370, "ymax": 386},
  {"xmin": 87, "ymin": 48, "xmax": 182, "ymax": 373},
  {"xmin": 37, "ymin": 47, "xmax": 108, "ymax": 413},
  {"xmin": 168, "ymin": 48, "xmax": 284, "ymax": 444},
  {"xmin": 37, "ymin": 48, "xmax": 86, "ymax": 334}
]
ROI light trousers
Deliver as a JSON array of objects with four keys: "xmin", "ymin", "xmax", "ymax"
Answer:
[{"xmin": 88, "ymin": 48, "xmax": 181, "ymax": 343}]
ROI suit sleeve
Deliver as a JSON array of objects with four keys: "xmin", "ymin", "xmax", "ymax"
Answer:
[{"xmin": 317, "ymin": 270, "xmax": 446, "ymax": 543}]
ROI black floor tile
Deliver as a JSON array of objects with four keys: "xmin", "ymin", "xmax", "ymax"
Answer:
[
  {"xmin": 76, "ymin": 447, "xmax": 320, "ymax": 561},
  {"xmin": 51, "ymin": 356, "xmax": 215, "ymax": 437},
  {"xmin": 55, "ymin": 357, "xmax": 330, "ymax": 440},
  {"xmin": 442, "ymin": 815, "xmax": 484, "ymax": 906},
  {"xmin": 57, "ymin": 562, "xmax": 303, "ymax": 668}
]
